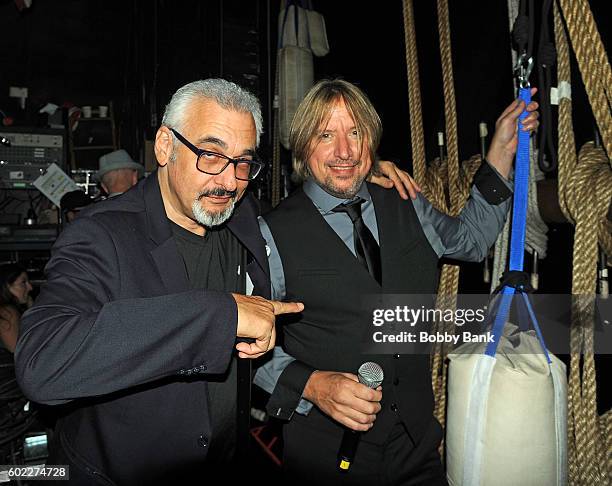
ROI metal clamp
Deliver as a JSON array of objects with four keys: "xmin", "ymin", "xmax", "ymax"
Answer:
[{"xmin": 514, "ymin": 52, "xmax": 534, "ymax": 88}]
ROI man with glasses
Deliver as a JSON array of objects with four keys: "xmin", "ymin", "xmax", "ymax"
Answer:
[{"xmin": 15, "ymin": 79, "xmax": 303, "ymax": 484}]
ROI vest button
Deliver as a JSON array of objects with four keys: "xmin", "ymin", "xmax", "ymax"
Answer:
[
  {"xmin": 393, "ymin": 378, "xmax": 399, "ymax": 385},
  {"xmin": 198, "ymin": 435, "xmax": 208, "ymax": 448},
  {"xmin": 390, "ymin": 403, "xmax": 398, "ymax": 412},
  {"xmin": 393, "ymin": 354, "xmax": 400, "ymax": 359}
]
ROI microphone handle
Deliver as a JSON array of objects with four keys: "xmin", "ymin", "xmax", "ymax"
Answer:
[{"xmin": 338, "ymin": 429, "xmax": 360, "ymax": 470}]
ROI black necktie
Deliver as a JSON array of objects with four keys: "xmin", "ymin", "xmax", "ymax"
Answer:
[{"xmin": 333, "ymin": 197, "xmax": 382, "ymax": 285}]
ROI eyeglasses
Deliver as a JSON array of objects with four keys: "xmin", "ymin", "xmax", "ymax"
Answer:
[{"xmin": 170, "ymin": 128, "xmax": 264, "ymax": 181}]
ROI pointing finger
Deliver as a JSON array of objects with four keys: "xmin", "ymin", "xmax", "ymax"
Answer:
[{"xmin": 271, "ymin": 300, "xmax": 304, "ymax": 315}]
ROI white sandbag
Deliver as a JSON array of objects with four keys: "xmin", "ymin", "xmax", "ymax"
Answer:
[
  {"xmin": 278, "ymin": 45, "xmax": 313, "ymax": 150},
  {"xmin": 278, "ymin": 5, "xmax": 329, "ymax": 56},
  {"xmin": 446, "ymin": 324, "xmax": 567, "ymax": 486},
  {"xmin": 278, "ymin": 5, "xmax": 309, "ymax": 48},
  {"xmin": 305, "ymin": 9, "xmax": 330, "ymax": 57}
]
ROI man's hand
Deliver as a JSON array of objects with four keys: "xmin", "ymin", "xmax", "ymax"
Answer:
[
  {"xmin": 368, "ymin": 160, "xmax": 421, "ymax": 200},
  {"xmin": 233, "ymin": 294, "xmax": 304, "ymax": 359},
  {"xmin": 303, "ymin": 370, "xmax": 382, "ymax": 431},
  {"xmin": 486, "ymin": 87, "xmax": 540, "ymax": 178}
]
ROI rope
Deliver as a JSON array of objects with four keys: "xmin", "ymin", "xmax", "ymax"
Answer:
[
  {"xmin": 402, "ymin": 0, "xmax": 486, "ymax": 440},
  {"xmin": 558, "ymin": 0, "xmax": 612, "ymax": 159},
  {"xmin": 435, "ymin": 0, "xmax": 484, "ymax": 440},
  {"xmin": 554, "ymin": 2, "xmax": 612, "ymax": 484},
  {"xmin": 401, "ymin": 0, "xmax": 427, "ymax": 185}
]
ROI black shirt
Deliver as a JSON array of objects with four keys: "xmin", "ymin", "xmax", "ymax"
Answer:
[{"xmin": 171, "ymin": 221, "xmax": 245, "ymax": 463}]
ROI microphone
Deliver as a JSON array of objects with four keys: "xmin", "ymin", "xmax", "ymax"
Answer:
[{"xmin": 337, "ymin": 361, "xmax": 384, "ymax": 471}]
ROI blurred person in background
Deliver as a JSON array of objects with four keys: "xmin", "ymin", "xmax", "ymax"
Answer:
[{"xmin": 0, "ymin": 263, "xmax": 33, "ymax": 353}]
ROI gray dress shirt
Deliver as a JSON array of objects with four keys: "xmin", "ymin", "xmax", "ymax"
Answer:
[{"xmin": 255, "ymin": 168, "xmax": 511, "ymax": 414}]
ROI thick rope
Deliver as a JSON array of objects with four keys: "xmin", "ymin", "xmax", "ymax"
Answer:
[
  {"xmin": 436, "ymin": 0, "xmax": 461, "ymax": 216},
  {"xmin": 402, "ymin": 0, "xmax": 485, "ymax": 439},
  {"xmin": 558, "ymin": 0, "xmax": 612, "ymax": 159},
  {"xmin": 432, "ymin": 0, "xmax": 483, "ymax": 439},
  {"xmin": 553, "ymin": 1, "xmax": 576, "ymax": 226},
  {"xmin": 401, "ymin": 0, "xmax": 427, "ymax": 185},
  {"xmin": 553, "ymin": 8, "xmax": 581, "ymax": 482},
  {"xmin": 554, "ymin": 2, "xmax": 612, "ymax": 484}
]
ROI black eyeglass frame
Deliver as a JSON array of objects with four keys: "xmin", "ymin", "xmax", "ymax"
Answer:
[{"xmin": 169, "ymin": 128, "xmax": 265, "ymax": 181}]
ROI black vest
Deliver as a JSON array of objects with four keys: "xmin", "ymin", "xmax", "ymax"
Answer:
[{"xmin": 264, "ymin": 182, "xmax": 440, "ymax": 444}]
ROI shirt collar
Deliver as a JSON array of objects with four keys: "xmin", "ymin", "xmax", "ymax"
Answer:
[{"xmin": 303, "ymin": 178, "xmax": 372, "ymax": 214}]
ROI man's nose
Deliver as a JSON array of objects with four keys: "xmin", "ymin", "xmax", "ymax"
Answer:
[
  {"xmin": 213, "ymin": 162, "xmax": 239, "ymax": 191},
  {"xmin": 334, "ymin": 134, "xmax": 354, "ymax": 161}
]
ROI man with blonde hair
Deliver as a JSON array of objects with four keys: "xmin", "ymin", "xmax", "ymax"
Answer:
[{"xmin": 255, "ymin": 78, "xmax": 539, "ymax": 484}]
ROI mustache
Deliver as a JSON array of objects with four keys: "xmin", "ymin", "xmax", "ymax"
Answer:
[{"xmin": 197, "ymin": 187, "xmax": 237, "ymax": 199}]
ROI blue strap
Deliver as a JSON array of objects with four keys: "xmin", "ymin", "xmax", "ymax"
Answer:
[
  {"xmin": 508, "ymin": 87, "xmax": 532, "ymax": 273},
  {"xmin": 485, "ymin": 87, "xmax": 533, "ymax": 357},
  {"xmin": 520, "ymin": 292, "xmax": 552, "ymax": 363},
  {"xmin": 485, "ymin": 286, "xmax": 515, "ymax": 357}
]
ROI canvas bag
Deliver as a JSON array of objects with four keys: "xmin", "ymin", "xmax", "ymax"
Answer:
[{"xmin": 446, "ymin": 319, "xmax": 567, "ymax": 486}]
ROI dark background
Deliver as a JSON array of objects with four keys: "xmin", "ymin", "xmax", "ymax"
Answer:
[
  {"xmin": 1, "ymin": 0, "xmax": 609, "ymax": 168},
  {"xmin": 0, "ymin": 0, "xmax": 609, "ymax": 469}
]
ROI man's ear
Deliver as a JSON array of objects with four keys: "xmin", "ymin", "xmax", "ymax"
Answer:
[{"xmin": 155, "ymin": 126, "xmax": 173, "ymax": 167}]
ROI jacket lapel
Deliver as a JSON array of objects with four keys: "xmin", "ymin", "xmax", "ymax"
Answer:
[
  {"xmin": 227, "ymin": 193, "xmax": 271, "ymax": 298},
  {"xmin": 143, "ymin": 171, "xmax": 189, "ymax": 293}
]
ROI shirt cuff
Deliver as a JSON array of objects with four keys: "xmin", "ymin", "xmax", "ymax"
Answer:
[
  {"xmin": 265, "ymin": 360, "xmax": 316, "ymax": 421},
  {"xmin": 473, "ymin": 161, "xmax": 513, "ymax": 205}
]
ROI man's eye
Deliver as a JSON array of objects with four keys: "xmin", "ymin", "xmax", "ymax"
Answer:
[
  {"xmin": 351, "ymin": 130, "xmax": 359, "ymax": 137},
  {"xmin": 320, "ymin": 133, "xmax": 331, "ymax": 139},
  {"xmin": 201, "ymin": 152, "xmax": 219, "ymax": 160}
]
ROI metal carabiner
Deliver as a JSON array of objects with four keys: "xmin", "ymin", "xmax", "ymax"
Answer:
[{"xmin": 514, "ymin": 53, "xmax": 534, "ymax": 88}]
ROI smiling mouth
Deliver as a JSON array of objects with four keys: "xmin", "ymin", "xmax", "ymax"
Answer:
[{"xmin": 328, "ymin": 162, "xmax": 359, "ymax": 170}]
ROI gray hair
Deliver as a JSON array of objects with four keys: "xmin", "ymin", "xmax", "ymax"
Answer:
[{"xmin": 162, "ymin": 78, "xmax": 263, "ymax": 147}]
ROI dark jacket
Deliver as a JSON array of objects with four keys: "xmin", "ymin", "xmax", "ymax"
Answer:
[{"xmin": 15, "ymin": 172, "xmax": 270, "ymax": 485}]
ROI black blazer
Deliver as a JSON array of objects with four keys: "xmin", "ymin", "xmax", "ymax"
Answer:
[{"xmin": 15, "ymin": 172, "xmax": 270, "ymax": 485}]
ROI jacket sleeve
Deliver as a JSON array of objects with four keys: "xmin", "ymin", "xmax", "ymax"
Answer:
[
  {"xmin": 254, "ymin": 346, "xmax": 315, "ymax": 419},
  {"xmin": 15, "ymin": 217, "xmax": 238, "ymax": 406}
]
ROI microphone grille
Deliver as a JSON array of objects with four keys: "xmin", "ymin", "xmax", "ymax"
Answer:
[{"xmin": 357, "ymin": 362, "xmax": 384, "ymax": 389}]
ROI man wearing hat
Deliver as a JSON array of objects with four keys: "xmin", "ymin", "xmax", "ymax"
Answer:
[
  {"xmin": 59, "ymin": 189, "xmax": 94, "ymax": 224},
  {"xmin": 97, "ymin": 149, "xmax": 144, "ymax": 198}
]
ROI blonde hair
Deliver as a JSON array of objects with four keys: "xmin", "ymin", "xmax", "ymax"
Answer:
[{"xmin": 290, "ymin": 79, "xmax": 382, "ymax": 182}]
